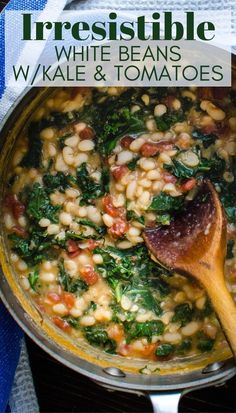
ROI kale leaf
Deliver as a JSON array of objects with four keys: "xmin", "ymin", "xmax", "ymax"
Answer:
[
  {"xmin": 96, "ymin": 107, "xmax": 145, "ymax": 156},
  {"xmin": 155, "ymin": 111, "xmax": 185, "ymax": 132},
  {"xmin": 197, "ymin": 332, "xmax": 215, "ymax": 352},
  {"xmin": 84, "ymin": 326, "xmax": 117, "ymax": 353},
  {"xmin": 26, "ymin": 183, "xmax": 60, "ymax": 223},
  {"xmin": 126, "ymin": 210, "xmax": 145, "ymax": 225},
  {"xmin": 172, "ymin": 303, "xmax": 194, "ymax": 326},
  {"xmin": 43, "ymin": 172, "xmax": 72, "ymax": 193},
  {"xmin": 227, "ymin": 240, "xmax": 235, "ymax": 259},
  {"xmin": 124, "ymin": 320, "xmax": 165, "ymax": 343},
  {"xmin": 156, "ymin": 343, "xmax": 175, "ymax": 357},
  {"xmin": 58, "ymin": 260, "xmax": 88, "ymax": 294},
  {"xmin": 76, "ymin": 163, "xmax": 109, "ymax": 205},
  {"xmin": 78, "ymin": 219, "xmax": 107, "ymax": 236},
  {"xmin": 28, "ymin": 270, "xmax": 40, "ymax": 292},
  {"xmin": 192, "ymin": 130, "xmax": 217, "ymax": 149},
  {"xmin": 148, "ymin": 192, "xmax": 184, "ymax": 213}
]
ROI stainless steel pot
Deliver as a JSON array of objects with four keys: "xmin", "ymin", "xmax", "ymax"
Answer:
[{"xmin": 0, "ymin": 86, "xmax": 235, "ymax": 413}]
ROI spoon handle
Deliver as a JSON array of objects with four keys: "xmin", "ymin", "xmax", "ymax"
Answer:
[{"xmin": 204, "ymin": 273, "xmax": 236, "ymax": 357}]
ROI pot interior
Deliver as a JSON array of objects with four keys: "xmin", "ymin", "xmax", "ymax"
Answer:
[{"xmin": 0, "ymin": 86, "xmax": 234, "ymax": 390}]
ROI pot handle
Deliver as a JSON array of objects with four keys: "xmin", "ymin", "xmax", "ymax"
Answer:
[{"xmin": 148, "ymin": 392, "xmax": 182, "ymax": 413}]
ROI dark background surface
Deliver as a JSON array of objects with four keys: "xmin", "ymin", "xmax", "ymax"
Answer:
[{"xmin": 1, "ymin": 1, "xmax": 236, "ymax": 411}]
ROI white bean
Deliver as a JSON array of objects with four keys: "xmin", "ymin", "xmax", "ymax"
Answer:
[
  {"xmin": 103, "ymin": 213, "xmax": 114, "ymax": 227},
  {"xmin": 229, "ymin": 117, "xmax": 236, "ymax": 131},
  {"xmin": 73, "ymin": 153, "xmax": 89, "ymax": 167},
  {"xmin": 112, "ymin": 194, "xmax": 125, "ymax": 207},
  {"xmin": 40, "ymin": 127, "xmax": 54, "ymax": 140},
  {"xmin": 40, "ymin": 272, "xmax": 56, "ymax": 282},
  {"xmin": 93, "ymin": 254, "xmax": 103, "ymax": 264},
  {"xmin": 181, "ymin": 321, "xmax": 200, "ymax": 336},
  {"xmin": 55, "ymin": 154, "xmax": 68, "ymax": 172},
  {"xmin": 163, "ymin": 332, "xmax": 182, "ymax": 343},
  {"xmin": 47, "ymin": 224, "xmax": 60, "ymax": 235},
  {"xmin": 53, "ymin": 303, "xmax": 68, "ymax": 316},
  {"xmin": 65, "ymin": 135, "xmax": 79, "ymax": 148},
  {"xmin": 121, "ymin": 295, "xmax": 132, "ymax": 311},
  {"xmin": 59, "ymin": 212, "xmax": 73, "ymax": 226},
  {"xmin": 126, "ymin": 180, "xmax": 137, "ymax": 200},
  {"xmin": 139, "ymin": 158, "xmax": 156, "ymax": 171},
  {"xmin": 80, "ymin": 315, "xmax": 96, "ymax": 326},
  {"xmin": 117, "ymin": 150, "xmax": 133, "ymax": 165},
  {"xmin": 130, "ymin": 137, "xmax": 145, "ymax": 152},
  {"xmin": 39, "ymin": 218, "xmax": 51, "ymax": 228},
  {"xmin": 78, "ymin": 253, "xmax": 91, "ymax": 266},
  {"xmin": 78, "ymin": 140, "xmax": 95, "ymax": 152},
  {"xmin": 147, "ymin": 169, "xmax": 161, "ymax": 180},
  {"xmin": 87, "ymin": 205, "xmax": 102, "ymax": 224},
  {"xmin": 154, "ymin": 104, "xmax": 167, "ymax": 117}
]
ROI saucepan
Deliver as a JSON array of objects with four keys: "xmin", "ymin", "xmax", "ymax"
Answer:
[{"xmin": 0, "ymin": 81, "xmax": 236, "ymax": 413}]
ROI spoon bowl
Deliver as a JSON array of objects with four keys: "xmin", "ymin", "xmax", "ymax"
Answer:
[{"xmin": 144, "ymin": 180, "xmax": 236, "ymax": 356}]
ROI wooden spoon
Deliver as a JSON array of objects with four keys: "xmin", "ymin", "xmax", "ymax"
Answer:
[{"xmin": 143, "ymin": 180, "xmax": 236, "ymax": 355}]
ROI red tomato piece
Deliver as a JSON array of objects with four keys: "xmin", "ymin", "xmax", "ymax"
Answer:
[
  {"xmin": 120, "ymin": 136, "xmax": 134, "ymax": 148},
  {"xmin": 163, "ymin": 95, "xmax": 175, "ymax": 109},
  {"xmin": 63, "ymin": 292, "xmax": 75, "ymax": 310},
  {"xmin": 53, "ymin": 316, "xmax": 71, "ymax": 331},
  {"xmin": 13, "ymin": 202, "xmax": 26, "ymax": 219},
  {"xmin": 87, "ymin": 239, "xmax": 100, "ymax": 251},
  {"xmin": 12, "ymin": 225, "xmax": 27, "ymax": 237},
  {"xmin": 197, "ymin": 88, "xmax": 213, "ymax": 100},
  {"xmin": 79, "ymin": 126, "xmax": 95, "ymax": 140},
  {"xmin": 180, "ymin": 178, "xmax": 197, "ymax": 192},
  {"xmin": 67, "ymin": 240, "xmax": 80, "ymax": 258},
  {"xmin": 112, "ymin": 165, "xmax": 129, "ymax": 181},
  {"xmin": 212, "ymin": 87, "xmax": 230, "ymax": 100},
  {"xmin": 4, "ymin": 193, "xmax": 26, "ymax": 219},
  {"xmin": 80, "ymin": 265, "xmax": 99, "ymax": 286},
  {"xmin": 109, "ymin": 219, "xmax": 129, "ymax": 238},
  {"xmin": 102, "ymin": 195, "xmax": 121, "ymax": 218},
  {"xmin": 163, "ymin": 172, "xmax": 177, "ymax": 184},
  {"xmin": 47, "ymin": 292, "xmax": 61, "ymax": 303},
  {"xmin": 140, "ymin": 141, "xmax": 174, "ymax": 157}
]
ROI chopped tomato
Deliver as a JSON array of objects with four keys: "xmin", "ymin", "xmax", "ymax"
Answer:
[
  {"xmin": 47, "ymin": 292, "xmax": 61, "ymax": 303},
  {"xmin": 62, "ymin": 292, "xmax": 75, "ymax": 310},
  {"xmin": 120, "ymin": 136, "xmax": 134, "ymax": 148},
  {"xmin": 109, "ymin": 219, "xmax": 129, "ymax": 238},
  {"xmin": 11, "ymin": 225, "xmax": 27, "ymax": 237},
  {"xmin": 87, "ymin": 239, "xmax": 100, "ymax": 251},
  {"xmin": 112, "ymin": 165, "xmax": 129, "ymax": 181},
  {"xmin": 80, "ymin": 265, "xmax": 99, "ymax": 285},
  {"xmin": 212, "ymin": 87, "xmax": 230, "ymax": 100},
  {"xmin": 197, "ymin": 87, "xmax": 213, "ymax": 100},
  {"xmin": 53, "ymin": 316, "xmax": 71, "ymax": 331},
  {"xmin": 163, "ymin": 95, "xmax": 175, "ymax": 109},
  {"xmin": 4, "ymin": 193, "xmax": 26, "ymax": 219},
  {"xmin": 162, "ymin": 172, "xmax": 177, "ymax": 184},
  {"xmin": 117, "ymin": 343, "xmax": 130, "ymax": 356},
  {"xmin": 107, "ymin": 324, "xmax": 124, "ymax": 341},
  {"xmin": 180, "ymin": 178, "xmax": 197, "ymax": 192},
  {"xmin": 197, "ymin": 87, "xmax": 229, "ymax": 101},
  {"xmin": 140, "ymin": 141, "xmax": 174, "ymax": 157},
  {"xmin": 201, "ymin": 124, "xmax": 217, "ymax": 135},
  {"xmin": 102, "ymin": 195, "xmax": 123, "ymax": 218},
  {"xmin": 79, "ymin": 126, "xmax": 95, "ymax": 140},
  {"xmin": 215, "ymin": 123, "xmax": 230, "ymax": 139},
  {"xmin": 142, "ymin": 343, "xmax": 157, "ymax": 357},
  {"xmin": 67, "ymin": 240, "xmax": 80, "ymax": 258}
]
